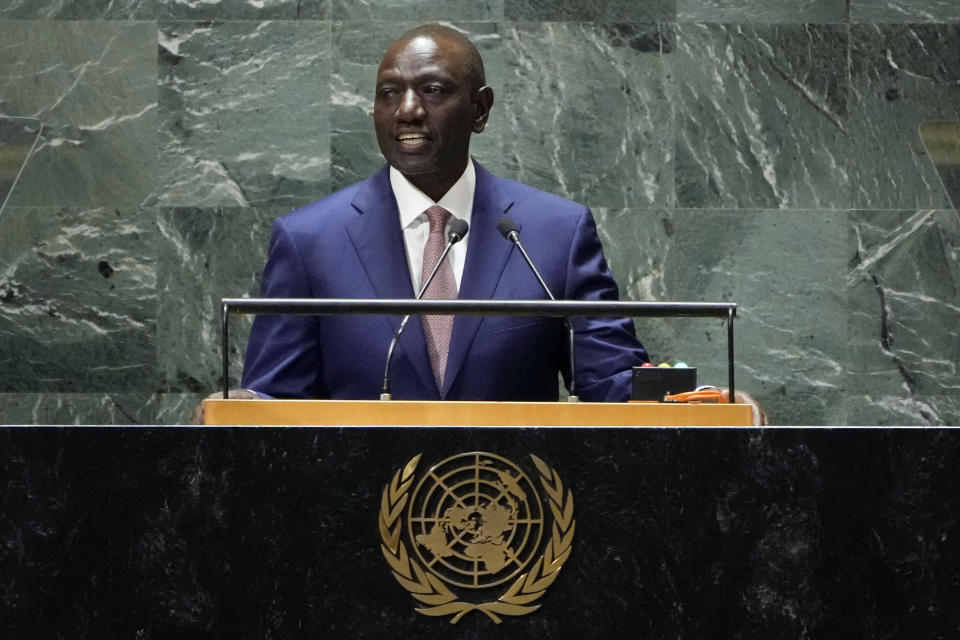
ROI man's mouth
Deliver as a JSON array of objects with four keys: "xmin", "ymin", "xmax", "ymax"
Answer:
[{"xmin": 396, "ymin": 133, "xmax": 429, "ymax": 146}]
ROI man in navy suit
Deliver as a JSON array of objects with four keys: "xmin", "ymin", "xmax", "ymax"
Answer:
[{"xmin": 239, "ymin": 24, "xmax": 648, "ymax": 402}]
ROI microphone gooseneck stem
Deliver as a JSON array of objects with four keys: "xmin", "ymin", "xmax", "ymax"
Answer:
[
  {"xmin": 566, "ymin": 322, "xmax": 578, "ymax": 403},
  {"xmin": 381, "ymin": 235, "xmax": 460, "ymax": 400},
  {"xmin": 507, "ymin": 231, "xmax": 579, "ymax": 401},
  {"xmin": 509, "ymin": 233, "xmax": 554, "ymax": 301},
  {"xmin": 381, "ymin": 315, "xmax": 412, "ymax": 399}
]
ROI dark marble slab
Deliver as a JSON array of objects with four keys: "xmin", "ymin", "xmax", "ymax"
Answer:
[
  {"xmin": 0, "ymin": 0, "xmax": 155, "ymax": 18},
  {"xmin": 847, "ymin": 209, "xmax": 960, "ymax": 425},
  {"xmin": 502, "ymin": 23, "xmax": 674, "ymax": 209},
  {"xmin": 850, "ymin": 0, "xmax": 960, "ymax": 23},
  {"xmin": 157, "ymin": 21, "xmax": 331, "ymax": 208},
  {"xmin": 159, "ymin": 0, "xmax": 327, "ymax": 19},
  {"xmin": 505, "ymin": 0, "xmax": 674, "ymax": 21},
  {"xmin": 678, "ymin": 0, "xmax": 847, "ymax": 22},
  {"xmin": 675, "ymin": 23, "xmax": 849, "ymax": 209},
  {"xmin": 596, "ymin": 208, "xmax": 848, "ymax": 425},
  {"xmin": 0, "ymin": 206, "xmax": 158, "ymax": 393},
  {"xmin": 1, "ymin": 426, "xmax": 958, "ymax": 637},
  {"xmin": 849, "ymin": 24, "xmax": 960, "ymax": 210},
  {"xmin": 0, "ymin": 21, "xmax": 157, "ymax": 208}
]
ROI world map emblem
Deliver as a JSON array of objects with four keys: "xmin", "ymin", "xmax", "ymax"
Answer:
[{"xmin": 379, "ymin": 452, "xmax": 576, "ymax": 623}]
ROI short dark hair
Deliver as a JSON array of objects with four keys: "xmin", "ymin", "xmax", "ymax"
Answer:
[{"xmin": 394, "ymin": 24, "xmax": 487, "ymax": 92}]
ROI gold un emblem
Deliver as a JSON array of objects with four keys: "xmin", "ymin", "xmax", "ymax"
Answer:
[{"xmin": 379, "ymin": 452, "xmax": 576, "ymax": 623}]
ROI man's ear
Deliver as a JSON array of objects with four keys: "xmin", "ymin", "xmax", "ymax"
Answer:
[{"xmin": 472, "ymin": 85, "xmax": 495, "ymax": 133}]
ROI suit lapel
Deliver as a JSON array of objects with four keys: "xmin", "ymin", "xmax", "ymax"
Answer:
[
  {"xmin": 346, "ymin": 166, "xmax": 412, "ymax": 300},
  {"xmin": 441, "ymin": 163, "xmax": 517, "ymax": 397},
  {"xmin": 346, "ymin": 166, "xmax": 437, "ymax": 397}
]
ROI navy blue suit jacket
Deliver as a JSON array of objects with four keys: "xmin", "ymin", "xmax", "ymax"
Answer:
[{"xmin": 241, "ymin": 162, "xmax": 647, "ymax": 401}]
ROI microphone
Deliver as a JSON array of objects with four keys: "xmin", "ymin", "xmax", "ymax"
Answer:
[
  {"xmin": 498, "ymin": 216, "xmax": 580, "ymax": 402},
  {"xmin": 380, "ymin": 217, "xmax": 469, "ymax": 400}
]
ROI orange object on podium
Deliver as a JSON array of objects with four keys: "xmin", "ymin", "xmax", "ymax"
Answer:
[{"xmin": 203, "ymin": 399, "xmax": 753, "ymax": 426}]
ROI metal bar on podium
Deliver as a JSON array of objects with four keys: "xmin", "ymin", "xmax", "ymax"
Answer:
[
  {"xmin": 220, "ymin": 298, "xmax": 737, "ymax": 401},
  {"xmin": 221, "ymin": 302, "xmax": 229, "ymax": 400},
  {"xmin": 727, "ymin": 306, "xmax": 735, "ymax": 404}
]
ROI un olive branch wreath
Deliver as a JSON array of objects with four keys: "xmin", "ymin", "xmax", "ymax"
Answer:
[{"xmin": 379, "ymin": 453, "xmax": 576, "ymax": 624}]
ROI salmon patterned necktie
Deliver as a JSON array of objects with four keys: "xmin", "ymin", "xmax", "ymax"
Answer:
[{"xmin": 420, "ymin": 205, "xmax": 457, "ymax": 389}]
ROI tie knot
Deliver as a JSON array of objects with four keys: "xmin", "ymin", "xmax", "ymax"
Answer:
[{"xmin": 425, "ymin": 205, "xmax": 450, "ymax": 232}]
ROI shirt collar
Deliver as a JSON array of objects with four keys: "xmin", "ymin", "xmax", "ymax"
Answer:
[{"xmin": 389, "ymin": 158, "xmax": 476, "ymax": 229}]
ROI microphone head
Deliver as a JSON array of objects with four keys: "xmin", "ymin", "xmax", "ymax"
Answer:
[
  {"xmin": 497, "ymin": 216, "xmax": 519, "ymax": 241},
  {"xmin": 448, "ymin": 217, "xmax": 469, "ymax": 243}
]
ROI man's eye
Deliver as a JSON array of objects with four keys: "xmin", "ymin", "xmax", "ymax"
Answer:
[
  {"xmin": 423, "ymin": 85, "xmax": 446, "ymax": 95},
  {"xmin": 377, "ymin": 87, "xmax": 399, "ymax": 97}
]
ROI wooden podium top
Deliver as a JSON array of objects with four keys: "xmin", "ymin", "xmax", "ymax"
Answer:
[{"xmin": 203, "ymin": 399, "xmax": 753, "ymax": 426}]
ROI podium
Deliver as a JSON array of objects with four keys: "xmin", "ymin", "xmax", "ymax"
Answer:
[
  {"xmin": 4, "ymin": 413, "xmax": 957, "ymax": 635},
  {"xmin": 202, "ymin": 398, "xmax": 755, "ymax": 426}
]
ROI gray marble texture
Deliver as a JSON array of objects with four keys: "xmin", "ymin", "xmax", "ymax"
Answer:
[
  {"xmin": 328, "ymin": 21, "xmax": 393, "ymax": 190},
  {"xmin": 0, "ymin": 392, "xmax": 156, "ymax": 424},
  {"xmin": 1, "ymin": 13, "xmax": 959, "ymax": 425},
  {"xmin": 0, "ymin": 21, "xmax": 157, "ymax": 208},
  {"xmin": 849, "ymin": 24, "xmax": 960, "ymax": 210},
  {"xmin": 160, "ymin": 0, "xmax": 327, "ymax": 19},
  {"xmin": 0, "ymin": 392, "xmax": 203, "ymax": 424},
  {"xmin": 0, "ymin": 0, "xmax": 154, "ymax": 19},
  {"xmin": 157, "ymin": 21, "xmax": 331, "ymax": 208},
  {"xmin": 850, "ymin": 0, "xmax": 960, "ymax": 23},
  {"xmin": 847, "ymin": 209, "xmax": 960, "ymax": 425},
  {"xmin": 675, "ymin": 23, "xmax": 849, "ymax": 210},
  {"xmin": 678, "ymin": 0, "xmax": 847, "ymax": 23},
  {"xmin": 504, "ymin": 0, "xmax": 675, "ymax": 21},
  {"xmin": 156, "ymin": 206, "xmax": 275, "ymax": 393},
  {"xmin": 503, "ymin": 22, "xmax": 675, "ymax": 209},
  {"xmin": 333, "ymin": 0, "xmax": 500, "ymax": 20},
  {"xmin": 0, "ymin": 206, "xmax": 157, "ymax": 393},
  {"xmin": 598, "ymin": 208, "xmax": 848, "ymax": 425}
]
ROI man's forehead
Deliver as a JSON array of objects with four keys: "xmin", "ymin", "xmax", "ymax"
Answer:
[{"xmin": 377, "ymin": 35, "xmax": 466, "ymax": 80}]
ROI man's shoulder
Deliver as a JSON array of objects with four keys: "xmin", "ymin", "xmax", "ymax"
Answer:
[
  {"xmin": 477, "ymin": 164, "xmax": 588, "ymax": 217},
  {"xmin": 275, "ymin": 167, "xmax": 389, "ymax": 231}
]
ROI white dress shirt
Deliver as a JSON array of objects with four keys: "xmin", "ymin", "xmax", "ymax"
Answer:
[{"xmin": 389, "ymin": 159, "xmax": 475, "ymax": 291}]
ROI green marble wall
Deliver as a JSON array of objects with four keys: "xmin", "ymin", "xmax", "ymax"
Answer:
[{"xmin": 0, "ymin": 1, "xmax": 958, "ymax": 425}]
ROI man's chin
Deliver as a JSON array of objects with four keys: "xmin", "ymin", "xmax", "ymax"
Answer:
[{"xmin": 388, "ymin": 159, "xmax": 437, "ymax": 178}]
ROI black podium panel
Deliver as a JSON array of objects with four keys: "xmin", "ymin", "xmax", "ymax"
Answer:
[{"xmin": 1, "ymin": 426, "xmax": 958, "ymax": 638}]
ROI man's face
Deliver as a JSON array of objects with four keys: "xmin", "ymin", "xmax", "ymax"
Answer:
[{"xmin": 374, "ymin": 35, "xmax": 491, "ymax": 200}]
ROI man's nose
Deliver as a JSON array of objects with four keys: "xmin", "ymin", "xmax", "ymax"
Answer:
[{"xmin": 397, "ymin": 88, "xmax": 424, "ymax": 120}]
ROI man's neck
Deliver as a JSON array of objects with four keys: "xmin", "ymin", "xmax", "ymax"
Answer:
[
  {"xmin": 402, "ymin": 156, "xmax": 470, "ymax": 202},
  {"xmin": 390, "ymin": 159, "xmax": 475, "ymax": 226}
]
